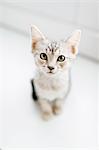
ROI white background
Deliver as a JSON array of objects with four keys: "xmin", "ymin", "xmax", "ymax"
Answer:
[{"xmin": 0, "ymin": 0, "xmax": 99, "ymax": 61}]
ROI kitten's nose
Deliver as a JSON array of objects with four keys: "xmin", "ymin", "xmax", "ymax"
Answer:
[{"xmin": 48, "ymin": 66, "xmax": 54, "ymax": 71}]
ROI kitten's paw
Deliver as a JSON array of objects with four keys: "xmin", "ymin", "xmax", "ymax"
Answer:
[
  {"xmin": 42, "ymin": 111, "xmax": 53, "ymax": 121},
  {"xmin": 52, "ymin": 100, "xmax": 63, "ymax": 115},
  {"xmin": 53, "ymin": 105, "xmax": 62, "ymax": 115},
  {"xmin": 38, "ymin": 99, "xmax": 53, "ymax": 121}
]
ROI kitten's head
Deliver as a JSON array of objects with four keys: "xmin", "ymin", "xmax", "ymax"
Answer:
[{"xmin": 31, "ymin": 25, "xmax": 81, "ymax": 77}]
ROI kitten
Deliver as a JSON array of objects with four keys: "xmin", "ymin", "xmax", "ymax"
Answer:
[{"xmin": 31, "ymin": 25, "xmax": 81, "ymax": 120}]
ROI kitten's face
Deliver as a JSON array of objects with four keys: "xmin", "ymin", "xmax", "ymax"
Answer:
[
  {"xmin": 31, "ymin": 25, "xmax": 81, "ymax": 77},
  {"xmin": 34, "ymin": 40, "xmax": 72, "ymax": 76}
]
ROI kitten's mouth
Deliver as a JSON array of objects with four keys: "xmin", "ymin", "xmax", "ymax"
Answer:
[{"xmin": 47, "ymin": 71, "xmax": 54, "ymax": 74}]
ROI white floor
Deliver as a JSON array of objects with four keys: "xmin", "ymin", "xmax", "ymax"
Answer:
[{"xmin": 0, "ymin": 28, "xmax": 98, "ymax": 149}]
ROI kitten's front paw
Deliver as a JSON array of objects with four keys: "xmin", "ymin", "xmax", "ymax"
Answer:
[
  {"xmin": 38, "ymin": 99, "xmax": 53, "ymax": 121},
  {"xmin": 53, "ymin": 105, "xmax": 62, "ymax": 115},
  {"xmin": 52, "ymin": 100, "xmax": 63, "ymax": 115},
  {"xmin": 42, "ymin": 111, "xmax": 53, "ymax": 121}
]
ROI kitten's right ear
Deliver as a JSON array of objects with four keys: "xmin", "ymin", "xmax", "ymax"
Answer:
[{"xmin": 31, "ymin": 25, "xmax": 45, "ymax": 53}]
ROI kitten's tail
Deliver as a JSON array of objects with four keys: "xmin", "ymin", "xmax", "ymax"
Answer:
[{"xmin": 31, "ymin": 79, "xmax": 38, "ymax": 101}]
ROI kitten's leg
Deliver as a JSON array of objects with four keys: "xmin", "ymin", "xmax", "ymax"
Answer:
[
  {"xmin": 37, "ymin": 99, "xmax": 53, "ymax": 120},
  {"xmin": 52, "ymin": 99, "xmax": 64, "ymax": 115}
]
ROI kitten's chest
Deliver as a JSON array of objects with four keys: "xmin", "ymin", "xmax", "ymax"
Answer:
[
  {"xmin": 38, "ymin": 78, "xmax": 64, "ymax": 90},
  {"xmin": 34, "ymin": 72, "xmax": 69, "ymax": 101}
]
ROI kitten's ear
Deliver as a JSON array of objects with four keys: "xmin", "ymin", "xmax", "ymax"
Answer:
[
  {"xmin": 31, "ymin": 25, "xmax": 45, "ymax": 53},
  {"xmin": 66, "ymin": 30, "xmax": 81, "ymax": 57}
]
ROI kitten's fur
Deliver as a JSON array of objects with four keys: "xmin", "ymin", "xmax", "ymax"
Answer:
[{"xmin": 31, "ymin": 25, "xmax": 81, "ymax": 120}]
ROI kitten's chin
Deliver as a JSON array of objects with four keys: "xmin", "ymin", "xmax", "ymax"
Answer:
[
  {"xmin": 47, "ymin": 72, "xmax": 56, "ymax": 76},
  {"xmin": 40, "ymin": 70, "xmax": 57, "ymax": 77},
  {"xmin": 45, "ymin": 71, "xmax": 61, "ymax": 78}
]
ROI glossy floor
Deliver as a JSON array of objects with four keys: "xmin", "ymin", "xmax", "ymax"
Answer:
[{"xmin": 0, "ymin": 28, "xmax": 98, "ymax": 149}]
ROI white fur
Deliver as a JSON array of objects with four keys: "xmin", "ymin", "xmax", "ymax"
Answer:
[{"xmin": 34, "ymin": 69, "xmax": 69, "ymax": 101}]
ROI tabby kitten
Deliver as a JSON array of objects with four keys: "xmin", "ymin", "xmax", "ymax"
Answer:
[{"xmin": 31, "ymin": 25, "xmax": 81, "ymax": 120}]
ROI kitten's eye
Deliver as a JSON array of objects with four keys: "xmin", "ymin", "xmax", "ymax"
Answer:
[
  {"xmin": 40, "ymin": 53, "xmax": 47, "ymax": 60},
  {"xmin": 57, "ymin": 55, "xmax": 65, "ymax": 62}
]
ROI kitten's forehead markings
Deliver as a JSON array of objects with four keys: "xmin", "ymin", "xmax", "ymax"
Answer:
[{"xmin": 46, "ymin": 41, "xmax": 60, "ymax": 54}]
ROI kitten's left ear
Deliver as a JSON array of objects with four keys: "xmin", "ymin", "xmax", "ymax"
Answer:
[
  {"xmin": 31, "ymin": 25, "xmax": 45, "ymax": 52},
  {"xmin": 66, "ymin": 30, "xmax": 81, "ymax": 57}
]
